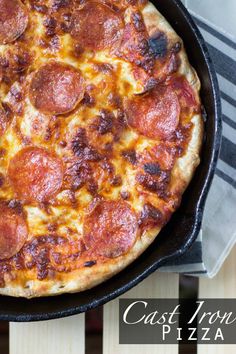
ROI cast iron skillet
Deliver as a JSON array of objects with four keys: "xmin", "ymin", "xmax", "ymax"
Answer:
[{"xmin": 0, "ymin": 0, "xmax": 222, "ymax": 321}]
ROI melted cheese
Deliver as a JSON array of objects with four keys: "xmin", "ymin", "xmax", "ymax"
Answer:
[
  {"xmin": 0, "ymin": 1, "xmax": 202, "ymax": 295},
  {"xmin": 0, "ymin": 3, "xmax": 159, "ymax": 247}
]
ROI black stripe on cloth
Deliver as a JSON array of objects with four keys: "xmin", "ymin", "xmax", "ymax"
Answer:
[
  {"xmin": 220, "ymin": 137, "xmax": 236, "ymax": 169},
  {"xmin": 165, "ymin": 242, "xmax": 202, "ymax": 266},
  {"xmin": 223, "ymin": 114, "xmax": 236, "ymax": 129},
  {"xmin": 216, "ymin": 168, "xmax": 236, "ymax": 188},
  {"xmin": 221, "ymin": 91, "xmax": 236, "ymax": 108},
  {"xmin": 206, "ymin": 43, "xmax": 236, "ymax": 85},
  {"xmin": 192, "ymin": 15, "xmax": 236, "ymax": 50}
]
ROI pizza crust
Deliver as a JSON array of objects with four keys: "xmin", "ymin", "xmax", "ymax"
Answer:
[{"xmin": 0, "ymin": 1, "xmax": 204, "ymax": 298}]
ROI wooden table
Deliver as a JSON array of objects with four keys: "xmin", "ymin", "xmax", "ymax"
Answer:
[{"xmin": 8, "ymin": 246, "xmax": 236, "ymax": 354}]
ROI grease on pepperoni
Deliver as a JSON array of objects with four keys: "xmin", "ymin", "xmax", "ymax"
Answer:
[
  {"xmin": 29, "ymin": 61, "xmax": 85, "ymax": 115},
  {"xmin": 0, "ymin": 0, "xmax": 28, "ymax": 45},
  {"xmin": 84, "ymin": 200, "xmax": 138, "ymax": 258},
  {"xmin": 125, "ymin": 85, "xmax": 180, "ymax": 140},
  {"xmin": 8, "ymin": 147, "xmax": 64, "ymax": 203},
  {"xmin": 0, "ymin": 204, "xmax": 28, "ymax": 260},
  {"xmin": 71, "ymin": 2, "xmax": 124, "ymax": 51},
  {"xmin": 140, "ymin": 143, "xmax": 177, "ymax": 171}
]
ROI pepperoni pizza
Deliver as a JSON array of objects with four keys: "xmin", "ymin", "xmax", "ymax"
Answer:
[{"xmin": 0, "ymin": 0, "xmax": 203, "ymax": 297}]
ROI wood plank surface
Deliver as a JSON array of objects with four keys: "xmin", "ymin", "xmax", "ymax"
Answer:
[
  {"xmin": 10, "ymin": 314, "xmax": 85, "ymax": 354},
  {"xmin": 103, "ymin": 272, "xmax": 179, "ymax": 354},
  {"xmin": 198, "ymin": 246, "xmax": 236, "ymax": 354}
]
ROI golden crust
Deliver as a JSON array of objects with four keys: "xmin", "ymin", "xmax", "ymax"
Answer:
[{"xmin": 0, "ymin": 1, "xmax": 203, "ymax": 298}]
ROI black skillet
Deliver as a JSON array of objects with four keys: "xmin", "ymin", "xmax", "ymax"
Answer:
[{"xmin": 0, "ymin": 0, "xmax": 222, "ymax": 321}]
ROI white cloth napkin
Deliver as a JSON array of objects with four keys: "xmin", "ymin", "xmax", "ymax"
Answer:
[{"xmin": 160, "ymin": 0, "xmax": 236, "ymax": 277}]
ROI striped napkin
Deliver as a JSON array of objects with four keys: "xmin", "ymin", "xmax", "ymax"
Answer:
[{"xmin": 160, "ymin": 0, "xmax": 236, "ymax": 277}]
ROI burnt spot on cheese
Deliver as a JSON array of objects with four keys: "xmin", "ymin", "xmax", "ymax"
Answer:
[
  {"xmin": 13, "ymin": 234, "xmax": 84, "ymax": 279},
  {"xmin": 117, "ymin": 109, "xmax": 127, "ymax": 129},
  {"xmin": 24, "ymin": 234, "xmax": 67, "ymax": 250},
  {"xmin": 8, "ymin": 199, "xmax": 24, "ymax": 215},
  {"xmin": 100, "ymin": 159, "xmax": 115, "ymax": 175},
  {"xmin": 131, "ymin": 11, "xmax": 146, "ymax": 32},
  {"xmin": 48, "ymin": 35, "xmax": 61, "ymax": 52},
  {"xmin": 64, "ymin": 159, "xmax": 98, "ymax": 195},
  {"xmin": 136, "ymin": 171, "xmax": 170, "ymax": 198},
  {"xmin": 110, "ymin": 175, "xmax": 122, "ymax": 187},
  {"xmin": 1, "ymin": 231, "xmax": 89, "ymax": 282},
  {"xmin": 52, "ymin": 0, "xmax": 70, "ymax": 11},
  {"xmin": 103, "ymin": 142, "xmax": 114, "ymax": 154},
  {"xmin": 84, "ymin": 260, "xmax": 97, "ymax": 267},
  {"xmin": 12, "ymin": 252, "xmax": 25, "ymax": 271},
  {"xmin": 13, "ymin": 53, "xmax": 31, "ymax": 74},
  {"xmin": 121, "ymin": 149, "xmax": 137, "ymax": 165},
  {"xmin": 136, "ymin": 38, "xmax": 153, "ymax": 59},
  {"xmin": 47, "ymin": 223, "xmax": 58, "ymax": 233},
  {"xmin": 0, "ymin": 174, "xmax": 4, "ymax": 188},
  {"xmin": 9, "ymin": 85, "xmax": 23, "ymax": 102},
  {"xmin": 30, "ymin": 2, "xmax": 48, "ymax": 14},
  {"xmin": 73, "ymin": 43, "xmax": 85, "ymax": 57},
  {"xmin": 117, "ymin": 10, "xmax": 155, "ymax": 74},
  {"xmin": 81, "ymin": 92, "xmax": 95, "ymax": 107},
  {"xmin": 90, "ymin": 109, "xmax": 125, "ymax": 145},
  {"xmin": 0, "ymin": 102, "xmax": 13, "ymax": 134},
  {"xmin": 93, "ymin": 109, "xmax": 115, "ymax": 135},
  {"xmin": 25, "ymin": 236, "xmax": 61, "ymax": 280},
  {"xmin": 0, "ymin": 148, "xmax": 6, "ymax": 157},
  {"xmin": 139, "ymin": 77, "xmax": 158, "ymax": 94},
  {"xmin": 0, "ymin": 263, "xmax": 12, "ymax": 287},
  {"xmin": 148, "ymin": 32, "xmax": 168, "ymax": 59},
  {"xmin": 37, "ymin": 248, "xmax": 50, "ymax": 280},
  {"xmin": 171, "ymin": 41, "xmax": 182, "ymax": 54},
  {"xmin": 1, "ymin": 102, "xmax": 13, "ymax": 120},
  {"xmin": 60, "ymin": 13, "xmax": 73, "ymax": 33},
  {"xmin": 71, "ymin": 128, "xmax": 102, "ymax": 162},
  {"xmin": 93, "ymin": 63, "xmax": 114, "ymax": 74},
  {"xmin": 66, "ymin": 189, "xmax": 78, "ymax": 206},
  {"xmin": 0, "ymin": 49, "xmax": 32, "ymax": 90},
  {"xmin": 143, "ymin": 162, "xmax": 161, "ymax": 176},
  {"xmin": 87, "ymin": 180, "xmax": 98, "ymax": 196},
  {"xmin": 65, "ymin": 160, "xmax": 91, "ymax": 190},
  {"xmin": 133, "ymin": 39, "xmax": 155, "ymax": 74},
  {"xmin": 0, "ymin": 107, "xmax": 8, "ymax": 135},
  {"xmin": 124, "ymin": 0, "xmax": 149, "ymax": 7},
  {"xmin": 139, "ymin": 203, "xmax": 163, "ymax": 229},
  {"xmin": 44, "ymin": 17, "xmax": 57, "ymax": 37}
]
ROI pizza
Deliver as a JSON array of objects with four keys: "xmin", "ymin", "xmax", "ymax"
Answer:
[{"xmin": 0, "ymin": 0, "xmax": 203, "ymax": 298}]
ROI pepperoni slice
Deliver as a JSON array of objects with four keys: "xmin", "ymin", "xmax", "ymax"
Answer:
[
  {"xmin": 0, "ymin": 204, "xmax": 28, "ymax": 260},
  {"xmin": 170, "ymin": 75, "xmax": 199, "ymax": 112},
  {"xmin": 84, "ymin": 200, "xmax": 138, "ymax": 258},
  {"xmin": 8, "ymin": 147, "xmax": 64, "ymax": 203},
  {"xmin": 71, "ymin": 2, "xmax": 124, "ymax": 51},
  {"xmin": 0, "ymin": 0, "xmax": 28, "ymax": 45},
  {"xmin": 29, "ymin": 62, "xmax": 85, "ymax": 115},
  {"xmin": 125, "ymin": 85, "xmax": 180, "ymax": 140}
]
